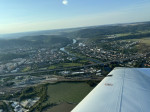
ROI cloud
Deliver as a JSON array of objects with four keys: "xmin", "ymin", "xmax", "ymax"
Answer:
[{"xmin": 62, "ymin": 0, "xmax": 68, "ymax": 5}]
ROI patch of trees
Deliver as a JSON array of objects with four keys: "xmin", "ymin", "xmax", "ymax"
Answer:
[
  {"xmin": 17, "ymin": 87, "xmax": 36, "ymax": 101},
  {"xmin": 0, "ymin": 93, "xmax": 14, "ymax": 100},
  {"xmin": 0, "ymin": 53, "xmax": 28, "ymax": 61},
  {"xmin": 5, "ymin": 82, "xmax": 14, "ymax": 87},
  {"xmin": 20, "ymin": 35, "xmax": 72, "ymax": 48},
  {"xmin": 0, "ymin": 35, "xmax": 72, "ymax": 50},
  {"xmin": 34, "ymin": 103, "xmax": 56, "ymax": 112},
  {"xmin": 0, "ymin": 101, "xmax": 8, "ymax": 112},
  {"xmin": 19, "ymin": 90, "xmax": 36, "ymax": 101},
  {"xmin": 29, "ymin": 84, "xmax": 56, "ymax": 112},
  {"xmin": 86, "ymin": 80, "xmax": 100, "ymax": 87}
]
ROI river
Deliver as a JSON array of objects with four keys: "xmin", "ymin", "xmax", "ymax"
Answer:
[
  {"xmin": 60, "ymin": 39, "xmax": 77, "ymax": 56},
  {"xmin": 60, "ymin": 39, "xmax": 102, "ymax": 63}
]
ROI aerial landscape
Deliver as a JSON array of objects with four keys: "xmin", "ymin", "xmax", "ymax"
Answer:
[{"xmin": 0, "ymin": 0, "xmax": 150, "ymax": 112}]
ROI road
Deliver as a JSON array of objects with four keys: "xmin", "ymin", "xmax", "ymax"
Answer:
[{"xmin": 0, "ymin": 53, "xmax": 144, "ymax": 78}]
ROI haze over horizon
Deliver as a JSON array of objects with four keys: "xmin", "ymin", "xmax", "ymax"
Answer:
[{"xmin": 0, "ymin": 0, "xmax": 150, "ymax": 34}]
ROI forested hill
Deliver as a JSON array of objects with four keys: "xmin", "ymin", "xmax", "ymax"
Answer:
[
  {"xmin": 0, "ymin": 35, "xmax": 72, "ymax": 49},
  {"xmin": 0, "ymin": 21, "xmax": 150, "ymax": 49},
  {"xmin": 20, "ymin": 35, "xmax": 71, "ymax": 45},
  {"xmin": 67, "ymin": 21, "xmax": 150, "ymax": 39}
]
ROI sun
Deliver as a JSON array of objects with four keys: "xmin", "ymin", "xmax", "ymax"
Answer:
[{"xmin": 62, "ymin": 0, "xmax": 68, "ymax": 5}]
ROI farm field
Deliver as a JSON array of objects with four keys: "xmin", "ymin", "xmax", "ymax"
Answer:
[
  {"xmin": 46, "ymin": 82, "xmax": 94, "ymax": 103},
  {"xmin": 43, "ymin": 82, "xmax": 94, "ymax": 112},
  {"xmin": 130, "ymin": 38, "xmax": 150, "ymax": 45},
  {"xmin": 48, "ymin": 63, "xmax": 83, "ymax": 69},
  {"xmin": 43, "ymin": 102, "xmax": 76, "ymax": 112}
]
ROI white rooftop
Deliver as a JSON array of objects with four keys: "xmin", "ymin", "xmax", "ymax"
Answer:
[{"xmin": 72, "ymin": 67, "xmax": 150, "ymax": 112}]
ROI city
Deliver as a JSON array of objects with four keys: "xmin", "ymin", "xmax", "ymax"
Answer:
[
  {"xmin": 0, "ymin": 0, "xmax": 150, "ymax": 111},
  {"xmin": 0, "ymin": 22, "xmax": 150, "ymax": 112}
]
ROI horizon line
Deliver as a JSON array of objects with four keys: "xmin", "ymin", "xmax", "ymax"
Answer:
[{"xmin": 0, "ymin": 20, "xmax": 150, "ymax": 35}]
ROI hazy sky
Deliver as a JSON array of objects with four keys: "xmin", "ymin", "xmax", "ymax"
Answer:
[{"xmin": 0, "ymin": 0, "xmax": 150, "ymax": 34}]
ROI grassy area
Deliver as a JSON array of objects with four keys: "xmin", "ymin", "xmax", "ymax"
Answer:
[
  {"xmin": 48, "ymin": 65, "xmax": 57, "ymax": 69},
  {"xmin": 43, "ymin": 102, "xmax": 76, "ymax": 112},
  {"xmin": 115, "ymin": 31, "xmax": 150, "ymax": 37},
  {"xmin": 62, "ymin": 63, "xmax": 82, "ymax": 67},
  {"xmin": 138, "ymin": 30, "xmax": 150, "ymax": 34},
  {"xmin": 130, "ymin": 38, "xmax": 150, "ymax": 45},
  {"xmin": 114, "ymin": 33, "xmax": 132, "ymax": 37},
  {"xmin": 16, "ymin": 82, "xmax": 94, "ymax": 112},
  {"xmin": 79, "ymin": 59, "xmax": 90, "ymax": 63},
  {"xmin": 48, "ymin": 63, "xmax": 82, "ymax": 69},
  {"xmin": 46, "ymin": 82, "xmax": 94, "ymax": 104},
  {"xmin": 22, "ymin": 66, "xmax": 31, "ymax": 72}
]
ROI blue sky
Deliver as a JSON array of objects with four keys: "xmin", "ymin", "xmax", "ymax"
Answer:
[{"xmin": 0, "ymin": 0, "xmax": 150, "ymax": 34}]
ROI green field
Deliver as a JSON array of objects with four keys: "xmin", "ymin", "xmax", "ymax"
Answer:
[
  {"xmin": 48, "ymin": 63, "xmax": 82, "ymax": 69},
  {"xmin": 138, "ymin": 30, "xmax": 150, "ymax": 34},
  {"xmin": 42, "ymin": 82, "xmax": 94, "ymax": 112},
  {"xmin": 44, "ymin": 103, "xmax": 76, "ymax": 112},
  {"xmin": 114, "ymin": 33, "xmax": 132, "ymax": 37},
  {"xmin": 17, "ymin": 82, "xmax": 94, "ymax": 112},
  {"xmin": 22, "ymin": 66, "xmax": 31, "ymax": 72},
  {"xmin": 46, "ymin": 82, "xmax": 93, "ymax": 104},
  {"xmin": 130, "ymin": 38, "xmax": 150, "ymax": 45}
]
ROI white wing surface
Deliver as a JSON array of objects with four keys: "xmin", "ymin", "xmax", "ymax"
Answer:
[{"xmin": 72, "ymin": 67, "xmax": 150, "ymax": 112}]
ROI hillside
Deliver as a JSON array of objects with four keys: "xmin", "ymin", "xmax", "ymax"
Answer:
[
  {"xmin": 67, "ymin": 21, "xmax": 150, "ymax": 39},
  {"xmin": 0, "ymin": 35, "xmax": 72, "ymax": 49},
  {"xmin": 0, "ymin": 21, "xmax": 150, "ymax": 50}
]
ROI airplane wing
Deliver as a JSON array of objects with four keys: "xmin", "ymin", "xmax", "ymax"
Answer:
[{"xmin": 71, "ymin": 67, "xmax": 150, "ymax": 112}]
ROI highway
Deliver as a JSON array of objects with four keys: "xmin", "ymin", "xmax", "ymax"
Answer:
[{"xmin": 0, "ymin": 53, "xmax": 144, "ymax": 78}]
